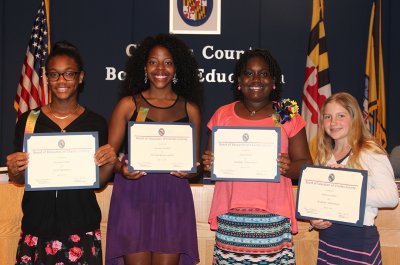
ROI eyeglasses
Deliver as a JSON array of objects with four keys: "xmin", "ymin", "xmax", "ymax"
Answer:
[{"xmin": 46, "ymin": 71, "xmax": 81, "ymax": 81}]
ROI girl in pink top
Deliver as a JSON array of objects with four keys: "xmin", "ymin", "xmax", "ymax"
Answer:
[{"xmin": 202, "ymin": 49, "xmax": 312, "ymax": 264}]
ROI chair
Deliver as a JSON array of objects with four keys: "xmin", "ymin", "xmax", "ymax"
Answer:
[{"xmin": 389, "ymin": 146, "xmax": 400, "ymax": 179}]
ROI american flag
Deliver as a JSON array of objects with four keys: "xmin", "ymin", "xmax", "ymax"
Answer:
[{"xmin": 14, "ymin": 0, "xmax": 50, "ymax": 117}]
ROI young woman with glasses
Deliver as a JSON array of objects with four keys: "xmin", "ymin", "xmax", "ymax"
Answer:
[{"xmin": 6, "ymin": 40, "xmax": 117, "ymax": 264}]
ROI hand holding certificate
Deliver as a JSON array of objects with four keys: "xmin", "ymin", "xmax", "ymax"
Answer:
[
  {"xmin": 23, "ymin": 132, "xmax": 100, "ymax": 191},
  {"xmin": 296, "ymin": 165, "xmax": 368, "ymax": 227},
  {"xmin": 128, "ymin": 122, "xmax": 197, "ymax": 173},
  {"xmin": 211, "ymin": 126, "xmax": 281, "ymax": 182}
]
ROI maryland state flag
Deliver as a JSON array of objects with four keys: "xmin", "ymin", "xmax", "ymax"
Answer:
[
  {"xmin": 301, "ymin": 0, "xmax": 331, "ymax": 160},
  {"xmin": 362, "ymin": 0, "xmax": 387, "ymax": 148},
  {"xmin": 183, "ymin": 0, "xmax": 207, "ymax": 21}
]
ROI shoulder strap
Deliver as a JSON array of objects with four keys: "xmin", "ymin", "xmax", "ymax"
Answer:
[
  {"xmin": 24, "ymin": 109, "xmax": 40, "ymax": 134},
  {"xmin": 133, "ymin": 94, "xmax": 149, "ymax": 121},
  {"xmin": 136, "ymin": 107, "xmax": 149, "ymax": 122}
]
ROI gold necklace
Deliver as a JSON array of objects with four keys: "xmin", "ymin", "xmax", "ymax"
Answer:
[
  {"xmin": 242, "ymin": 101, "xmax": 270, "ymax": 116},
  {"xmin": 48, "ymin": 103, "xmax": 80, "ymax": 120}
]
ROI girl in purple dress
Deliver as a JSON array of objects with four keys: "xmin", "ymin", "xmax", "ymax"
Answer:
[{"xmin": 106, "ymin": 33, "xmax": 202, "ymax": 265}]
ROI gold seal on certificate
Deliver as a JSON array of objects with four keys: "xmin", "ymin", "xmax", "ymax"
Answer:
[
  {"xmin": 211, "ymin": 126, "xmax": 281, "ymax": 182},
  {"xmin": 128, "ymin": 122, "xmax": 196, "ymax": 173},
  {"xmin": 23, "ymin": 132, "xmax": 100, "ymax": 191},
  {"xmin": 296, "ymin": 165, "xmax": 368, "ymax": 226}
]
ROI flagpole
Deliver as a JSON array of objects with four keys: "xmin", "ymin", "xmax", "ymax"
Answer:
[
  {"xmin": 45, "ymin": 0, "xmax": 51, "ymax": 104},
  {"xmin": 45, "ymin": 0, "xmax": 51, "ymax": 53}
]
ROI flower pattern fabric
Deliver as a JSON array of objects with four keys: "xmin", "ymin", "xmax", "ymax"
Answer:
[{"xmin": 15, "ymin": 229, "xmax": 102, "ymax": 265}]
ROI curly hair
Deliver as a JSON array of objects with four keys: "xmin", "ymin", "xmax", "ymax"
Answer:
[
  {"xmin": 232, "ymin": 48, "xmax": 282, "ymax": 101},
  {"xmin": 120, "ymin": 33, "xmax": 203, "ymax": 106},
  {"xmin": 315, "ymin": 92, "xmax": 386, "ymax": 169}
]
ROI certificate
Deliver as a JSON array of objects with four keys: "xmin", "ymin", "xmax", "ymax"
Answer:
[
  {"xmin": 128, "ymin": 122, "xmax": 196, "ymax": 173},
  {"xmin": 23, "ymin": 132, "xmax": 99, "ymax": 191},
  {"xmin": 211, "ymin": 126, "xmax": 281, "ymax": 182},
  {"xmin": 296, "ymin": 165, "xmax": 368, "ymax": 226}
]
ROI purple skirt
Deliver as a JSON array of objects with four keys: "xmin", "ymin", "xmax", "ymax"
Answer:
[{"xmin": 105, "ymin": 170, "xmax": 199, "ymax": 265}]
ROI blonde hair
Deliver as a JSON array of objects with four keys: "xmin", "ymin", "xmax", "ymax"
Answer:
[{"xmin": 314, "ymin": 92, "xmax": 386, "ymax": 169}]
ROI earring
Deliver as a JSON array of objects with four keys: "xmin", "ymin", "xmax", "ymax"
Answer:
[
  {"xmin": 272, "ymin": 84, "xmax": 276, "ymax": 90},
  {"xmin": 144, "ymin": 72, "xmax": 148, "ymax": 84},
  {"xmin": 237, "ymin": 85, "xmax": 241, "ymax": 90},
  {"xmin": 172, "ymin": 73, "xmax": 178, "ymax": 84}
]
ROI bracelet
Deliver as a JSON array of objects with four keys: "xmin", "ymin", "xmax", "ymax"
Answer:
[{"xmin": 308, "ymin": 224, "xmax": 315, "ymax": 232}]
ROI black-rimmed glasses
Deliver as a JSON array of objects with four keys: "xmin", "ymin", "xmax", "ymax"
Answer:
[{"xmin": 46, "ymin": 71, "xmax": 81, "ymax": 81}]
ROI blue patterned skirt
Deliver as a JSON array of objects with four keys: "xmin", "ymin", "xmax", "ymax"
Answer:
[{"xmin": 213, "ymin": 208, "xmax": 295, "ymax": 265}]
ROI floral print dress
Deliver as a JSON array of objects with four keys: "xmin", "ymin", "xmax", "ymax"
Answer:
[{"xmin": 12, "ymin": 109, "xmax": 108, "ymax": 265}]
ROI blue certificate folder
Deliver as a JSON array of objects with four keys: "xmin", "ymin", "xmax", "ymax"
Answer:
[
  {"xmin": 211, "ymin": 126, "xmax": 281, "ymax": 182},
  {"xmin": 128, "ymin": 122, "xmax": 197, "ymax": 173},
  {"xmin": 23, "ymin": 132, "xmax": 100, "ymax": 191},
  {"xmin": 296, "ymin": 164, "xmax": 368, "ymax": 227}
]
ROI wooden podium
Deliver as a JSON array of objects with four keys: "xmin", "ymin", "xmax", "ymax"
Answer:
[{"xmin": 1, "ymin": 183, "xmax": 399, "ymax": 264}]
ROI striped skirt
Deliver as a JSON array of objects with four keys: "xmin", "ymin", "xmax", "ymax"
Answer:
[
  {"xmin": 317, "ymin": 223, "xmax": 382, "ymax": 265},
  {"xmin": 213, "ymin": 208, "xmax": 295, "ymax": 265}
]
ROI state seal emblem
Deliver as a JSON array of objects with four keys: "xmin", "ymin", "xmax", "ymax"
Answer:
[{"xmin": 179, "ymin": 0, "xmax": 212, "ymax": 26}]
